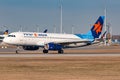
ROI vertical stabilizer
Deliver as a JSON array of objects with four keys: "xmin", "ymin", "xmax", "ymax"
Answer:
[{"xmin": 90, "ymin": 16, "xmax": 104, "ymax": 38}]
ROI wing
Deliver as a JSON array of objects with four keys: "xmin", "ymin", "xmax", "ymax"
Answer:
[{"xmin": 52, "ymin": 39, "xmax": 91, "ymax": 45}]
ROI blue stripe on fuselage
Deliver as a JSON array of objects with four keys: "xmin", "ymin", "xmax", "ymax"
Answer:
[{"xmin": 75, "ymin": 32, "xmax": 94, "ymax": 42}]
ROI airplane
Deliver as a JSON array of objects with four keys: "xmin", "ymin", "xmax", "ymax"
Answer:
[
  {"xmin": 0, "ymin": 30, "xmax": 9, "ymax": 41},
  {"xmin": 3, "ymin": 16, "xmax": 104, "ymax": 54},
  {"xmin": 101, "ymin": 31, "xmax": 107, "ymax": 39},
  {"xmin": 0, "ymin": 29, "xmax": 47, "ymax": 42}
]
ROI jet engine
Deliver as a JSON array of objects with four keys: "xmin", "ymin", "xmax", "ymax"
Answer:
[
  {"xmin": 44, "ymin": 43, "xmax": 62, "ymax": 50},
  {"xmin": 23, "ymin": 46, "xmax": 39, "ymax": 50}
]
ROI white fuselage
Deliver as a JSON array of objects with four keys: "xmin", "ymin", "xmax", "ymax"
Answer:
[{"xmin": 3, "ymin": 32, "xmax": 89, "ymax": 47}]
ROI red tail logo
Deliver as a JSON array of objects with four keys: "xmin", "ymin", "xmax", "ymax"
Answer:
[{"xmin": 93, "ymin": 21, "xmax": 102, "ymax": 34}]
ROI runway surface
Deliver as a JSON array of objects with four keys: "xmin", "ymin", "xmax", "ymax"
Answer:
[
  {"xmin": 0, "ymin": 46, "xmax": 120, "ymax": 57},
  {"xmin": 0, "ymin": 53, "xmax": 120, "ymax": 57}
]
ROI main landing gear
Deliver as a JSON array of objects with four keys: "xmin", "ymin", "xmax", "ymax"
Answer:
[
  {"xmin": 58, "ymin": 50, "xmax": 64, "ymax": 54},
  {"xmin": 43, "ymin": 49, "xmax": 64, "ymax": 54},
  {"xmin": 43, "ymin": 49, "xmax": 48, "ymax": 53}
]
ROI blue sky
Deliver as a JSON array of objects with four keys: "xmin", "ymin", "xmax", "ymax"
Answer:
[{"xmin": 0, "ymin": 0, "xmax": 119, "ymax": 35}]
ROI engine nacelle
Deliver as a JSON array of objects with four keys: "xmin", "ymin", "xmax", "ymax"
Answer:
[
  {"xmin": 44, "ymin": 43, "xmax": 62, "ymax": 50},
  {"xmin": 23, "ymin": 46, "xmax": 39, "ymax": 50}
]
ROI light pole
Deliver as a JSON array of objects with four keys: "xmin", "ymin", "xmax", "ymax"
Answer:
[
  {"xmin": 60, "ymin": 0, "xmax": 63, "ymax": 33},
  {"xmin": 72, "ymin": 25, "xmax": 74, "ymax": 34}
]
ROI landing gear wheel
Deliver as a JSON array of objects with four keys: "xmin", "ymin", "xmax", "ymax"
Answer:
[
  {"xmin": 16, "ymin": 46, "xmax": 20, "ymax": 54},
  {"xmin": 43, "ymin": 50, "xmax": 48, "ymax": 53},
  {"xmin": 58, "ymin": 50, "xmax": 64, "ymax": 54}
]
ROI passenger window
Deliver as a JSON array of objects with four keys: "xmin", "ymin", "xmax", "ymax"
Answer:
[{"xmin": 8, "ymin": 35, "xmax": 16, "ymax": 37}]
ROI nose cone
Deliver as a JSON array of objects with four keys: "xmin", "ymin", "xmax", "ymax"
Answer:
[{"xmin": 3, "ymin": 37, "xmax": 7, "ymax": 43}]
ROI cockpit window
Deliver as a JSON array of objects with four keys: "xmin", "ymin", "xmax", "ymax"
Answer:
[{"xmin": 8, "ymin": 35, "xmax": 16, "ymax": 37}]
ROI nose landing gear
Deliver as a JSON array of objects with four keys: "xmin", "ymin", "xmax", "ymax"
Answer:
[{"xmin": 16, "ymin": 46, "xmax": 20, "ymax": 54}]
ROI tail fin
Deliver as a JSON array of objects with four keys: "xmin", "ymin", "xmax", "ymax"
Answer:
[
  {"xmin": 3, "ymin": 30, "xmax": 9, "ymax": 35},
  {"xmin": 75, "ymin": 16, "xmax": 105, "ymax": 42},
  {"xmin": 101, "ymin": 31, "xmax": 107, "ymax": 39},
  {"xmin": 90, "ymin": 16, "xmax": 104, "ymax": 38},
  {"xmin": 43, "ymin": 29, "xmax": 48, "ymax": 33}
]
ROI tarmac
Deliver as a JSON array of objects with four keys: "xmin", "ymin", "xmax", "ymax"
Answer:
[
  {"xmin": 0, "ymin": 45, "xmax": 120, "ymax": 80},
  {"xmin": 0, "ymin": 53, "xmax": 120, "ymax": 57},
  {"xmin": 0, "ymin": 45, "xmax": 120, "ymax": 57}
]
